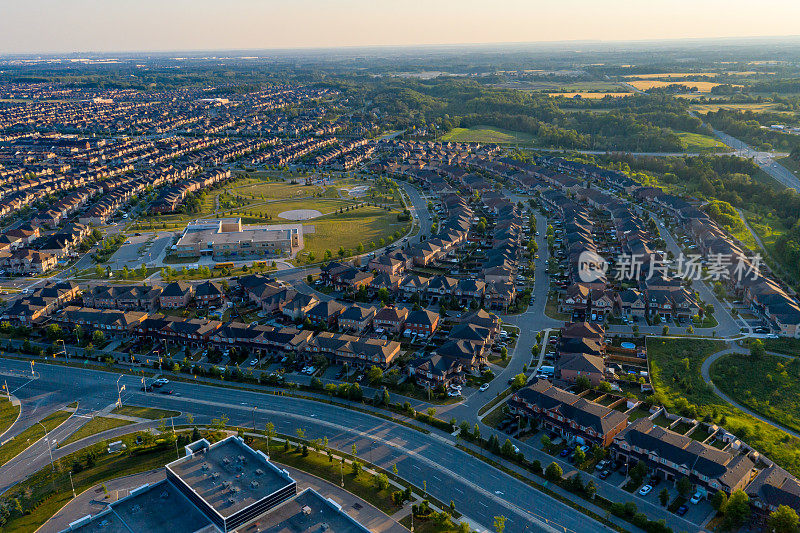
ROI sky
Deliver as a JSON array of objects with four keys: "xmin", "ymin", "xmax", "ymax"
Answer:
[{"xmin": 2, "ymin": 0, "xmax": 800, "ymax": 54}]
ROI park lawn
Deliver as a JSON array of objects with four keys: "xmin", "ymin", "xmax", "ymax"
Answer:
[
  {"xmin": 439, "ymin": 125, "xmax": 535, "ymax": 144},
  {"xmin": 111, "ymin": 405, "xmax": 180, "ymax": 420},
  {"xmin": 674, "ymin": 131, "xmax": 728, "ymax": 152},
  {"xmin": 232, "ymin": 197, "xmax": 358, "ymax": 221},
  {"xmin": 648, "ymin": 337, "xmax": 800, "ymax": 477},
  {"xmin": 58, "ymin": 416, "xmax": 134, "ymax": 448},
  {"xmin": 231, "ymin": 180, "xmax": 323, "ymax": 201},
  {"xmin": 297, "ymin": 206, "xmax": 409, "ymax": 263},
  {"xmin": 0, "ymin": 410, "xmax": 72, "ymax": 467},
  {"xmin": 711, "ymin": 352, "xmax": 800, "ymax": 436},
  {"xmin": 0, "ymin": 396, "xmax": 20, "ymax": 436}
]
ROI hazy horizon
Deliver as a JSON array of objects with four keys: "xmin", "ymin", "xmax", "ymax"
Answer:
[{"xmin": 3, "ymin": 0, "xmax": 800, "ymax": 55}]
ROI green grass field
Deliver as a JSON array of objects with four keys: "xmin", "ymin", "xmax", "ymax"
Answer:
[
  {"xmin": 440, "ymin": 125, "xmax": 535, "ymax": 144},
  {"xmin": 297, "ymin": 206, "xmax": 409, "ymax": 263},
  {"xmin": 58, "ymin": 416, "xmax": 133, "ymax": 448},
  {"xmin": 0, "ymin": 410, "xmax": 72, "ymax": 467},
  {"xmin": 0, "ymin": 396, "xmax": 20, "ymax": 437},
  {"xmin": 674, "ymin": 131, "xmax": 729, "ymax": 152},
  {"xmin": 648, "ymin": 338, "xmax": 800, "ymax": 477},
  {"xmin": 711, "ymin": 352, "xmax": 800, "ymax": 435},
  {"xmin": 111, "ymin": 405, "xmax": 180, "ymax": 420}
]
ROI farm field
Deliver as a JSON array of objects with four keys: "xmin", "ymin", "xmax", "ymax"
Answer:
[
  {"xmin": 491, "ymin": 80, "xmax": 627, "ymax": 92},
  {"xmin": 547, "ymin": 92, "xmax": 631, "ymax": 99},
  {"xmin": 440, "ymin": 125, "xmax": 535, "ymax": 144},
  {"xmin": 623, "ymin": 72, "xmax": 719, "ymax": 78},
  {"xmin": 626, "ymin": 80, "xmax": 737, "ymax": 92},
  {"xmin": 648, "ymin": 337, "xmax": 800, "ymax": 477},
  {"xmin": 690, "ymin": 102, "xmax": 780, "ymax": 114}
]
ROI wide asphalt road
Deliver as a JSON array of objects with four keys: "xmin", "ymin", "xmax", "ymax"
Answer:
[{"xmin": 0, "ymin": 358, "xmax": 613, "ymax": 533}]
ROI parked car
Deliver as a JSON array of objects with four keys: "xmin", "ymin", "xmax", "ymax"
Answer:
[
  {"xmin": 559, "ymin": 448, "xmax": 570, "ymax": 457},
  {"xmin": 638, "ymin": 485, "xmax": 653, "ymax": 496},
  {"xmin": 598, "ymin": 470, "xmax": 611, "ymax": 480},
  {"xmin": 595, "ymin": 459, "xmax": 610, "ymax": 471},
  {"xmin": 249, "ymin": 359, "xmax": 259, "ymax": 366},
  {"xmin": 479, "ymin": 383, "xmax": 490, "ymax": 392},
  {"xmin": 690, "ymin": 491, "xmax": 704, "ymax": 504},
  {"xmin": 676, "ymin": 505, "xmax": 689, "ymax": 516}
]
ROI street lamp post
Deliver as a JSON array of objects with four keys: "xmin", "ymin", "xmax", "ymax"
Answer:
[
  {"xmin": 69, "ymin": 472, "xmax": 76, "ymax": 498},
  {"xmin": 38, "ymin": 422, "xmax": 54, "ymax": 471}
]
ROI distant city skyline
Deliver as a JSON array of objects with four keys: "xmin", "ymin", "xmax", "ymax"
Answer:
[{"xmin": 2, "ymin": 0, "xmax": 800, "ymax": 54}]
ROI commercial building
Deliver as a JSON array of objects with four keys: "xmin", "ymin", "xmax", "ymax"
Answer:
[{"xmin": 62, "ymin": 436, "xmax": 370, "ymax": 533}]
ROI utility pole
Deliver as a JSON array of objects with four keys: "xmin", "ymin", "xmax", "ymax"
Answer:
[{"xmin": 252, "ymin": 406, "xmax": 257, "ymax": 431}]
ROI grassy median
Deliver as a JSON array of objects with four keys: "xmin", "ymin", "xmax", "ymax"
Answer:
[
  {"xmin": 0, "ymin": 410, "xmax": 72, "ymax": 467},
  {"xmin": 0, "ymin": 396, "xmax": 20, "ymax": 436},
  {"xmin": 58, "ymin": 417, "xmax": 133, "ymax": 448}
]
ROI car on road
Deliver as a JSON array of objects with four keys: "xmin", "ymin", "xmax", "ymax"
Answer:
[
  {"xmin": 479, "ymin": 383, "xmax": 490, "ymax": 392},
  {"xmin": 160, "ymin": 389, "xmax": 173, "ymax": 395},
  {"xmin": 638, "ymin": 485, "xmax": 653, "ymax": 496},
  {"xmin": 249, "ymin": 359, "xmax": 258, "ymax": 366},
  {"xmin": 155, "ymin": 378, "xmax": 169, "ymax": 385},
  {"xmin": 676, "ymin": 505, "xmax": 688, "ymax": 516},
  {"xmin": 690, "ymin": 491, "xmax": 704, "ymax": 504},
  {"xmin": 140, "ymin": 385, "xmax": 153, "ymax": 392}
]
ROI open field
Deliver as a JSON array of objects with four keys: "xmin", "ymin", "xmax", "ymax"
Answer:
[
  {"xmin": 648, "ymin": 337, "xmax": 800, "ymax": 477},
  {"xmin": 297, "ymin": 206, "xmax": 409, "ymax": 263},
  {"xmin": 439, "ymin": 125, "xmax": 535, "ymax": 144},
  {"xmin": 626, "ymin": 80, "xmax": 738, "ymax": 93},
  {"xmin": 0, "ymin": 396, "xmax": 20, "ymax": 436},
  {"xmin": 674, "ymin": 131, "xmax": 728, "ymax": 152},
  {"xmin": 491, "ymin": 80, "xmax": 627, "ymax": 92},
  {"xmin": 0, "ymin": 410, "xmax": 72, "ymax": 467},
  {"xmin": 711, "ymin": 352, "xmax": 800, "ymax": 435},
  {"xmin": 763, "ymin": 337, "xmax": 800, "ymax": 356},
  {"xmin": 547, "ymin": 92, "xmax": 631, "ymax": 99},
  {"xmin": 690, "ymin": 102, "xmax": 780, "ymax": 114},
  {"xmin": 58, "ymin": 416, "xmax": 133, "ymax": 448},
  {"xmin": 231, "ymin": 197, "xmax": 359, "ymax": 221},
  {"xmin": 623, "ymin": 72, "xmax": 719, "ymax": 79},
  {"xmin": 110, "ymin": 405, "xmax": 180, "ymax": 420}
]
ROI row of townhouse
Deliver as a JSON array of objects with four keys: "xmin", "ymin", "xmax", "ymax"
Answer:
[
  {"xmin": 50, "ymin": 304, "xmax": 402, "ymax": 370},
  {"xmin": 410, "ymin": 309, "xmax": 502, "ymax": 388},
  {"xmin": 1, "ymin": 281, "xmax": 80, "ymax": 323},
  {"xmin": 640, "ymin": 189, "xmax": 800, "ymax": 336},
  {"xmin": 508, "ymin": 379, "xmax": 794, "ymax": 516},
  {"xmin": 149, "ymin": 168, "xmax": 232, "ymax": 214}
]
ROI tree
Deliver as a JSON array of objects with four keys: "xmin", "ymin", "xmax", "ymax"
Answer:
[
  {"xmin": 92, "ymin": 330, "xmax": 105, "ymax": 345},
  {"xmin": 676, "ymin": 476, "xmax": 692, "ymax": 497},
  {"xmin": 366, "ymin": 365, "xmax": 383, "ymax": 385},
  {"xmin": 575, "ymin": 375, "xmax": 591, "ymax": 391},
  {"xmin": 751, "ymin": 339, "xmax": 766, "ymax": 360},
  {"xmin": 662, "ymin": 325, "xmax": 669, "ymax": 336},
  {"xmin": 493, "ymin": 516, "xmax": 507, "ymax": 533},
  {"xmin": 501, "ymin": 439, "xmax": 514, "ymax": 457},
  {"xmin": 540, "ymin": 435, "xmax": 551, "ymax": 449},
  {"xmin": 264, "ymin": 422, "xmax": 275, "ymax": 449},
  {"xmin": 511, "ymin": 373, "xmax": 526, "ymax": 390},
  {"xmin": 545, "ymin": 462, "xmax": 563, "ymax": 481},
  {"xmin": 722, "ymin": 490, "xmax": 750, "ymax": 529},
  {"xmin": 573, "ymin": 446, "xmax": 586, "ymax": 465},
  {"xmin": 711, "ymin": 490, "xmax": 728, "ymax": 511},
  {"xmin": 585, "ymin": 480, "xmax": 597, "ymax": 500},
  {"xmin": 659, "ymin": 488, "xmax": 670, "ymax": 507},
  {"xmin": 768, "ymin": 505, "xmax": 800, "ymax": 533}
]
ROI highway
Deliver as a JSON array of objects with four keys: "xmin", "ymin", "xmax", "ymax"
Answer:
[{"xmin": 0, "ymin": 358, "xmax": 613, "ymax": 533}]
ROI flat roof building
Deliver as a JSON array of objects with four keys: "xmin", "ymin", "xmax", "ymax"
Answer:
[
  {"xmin": 61, "ymin": 436, "xmax": 371, "ymax": 533},
  {"xmin": 175, "ymin": 218, "xmax": 303, "ymax": 259}
]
